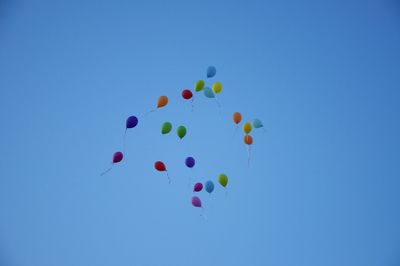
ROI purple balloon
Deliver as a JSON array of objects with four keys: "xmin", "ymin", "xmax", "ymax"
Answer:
[
  {"xmin": 126, "ymin": 116, "xmax": 138, "ymax": 129},
  {"xmin": 193, "ymin": 182, "xmax": 203, "ymax": 192},
  {"xmin": 185, "ymin": 156, "xmax": 195, "ymax": 168},
  {"xmin": 191, "ymin": 196, "xmax": 202, "ymax": 208}
]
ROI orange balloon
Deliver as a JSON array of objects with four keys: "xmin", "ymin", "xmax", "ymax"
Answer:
[
  {"xmin": 157, "ymin": 96, "xmax": 168, "ymax": 108},
  {"xmin": 244, "ymin": 135, "xmax": 253, "ymax": 145},
  {"xmin": 233, "ymin": 112, "xmax": 242, "ymax": 124}
]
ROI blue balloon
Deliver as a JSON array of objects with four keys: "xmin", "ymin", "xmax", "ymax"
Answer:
[
  {"xmin": 205, "ymin": 180, "xmax": 214, "ymax": 194},
  {"xmin": 204, "ymin": 87, "xmax": 215, "ymax": 98},
  {"xmin": 207, "ymin": 66, "xmax": 216, "ymax": 78},
  {"xmin": 126, "ymin": 116, "xmax": 138, "ymax": 129},
  {"xmin": 253, "ymin": 118, "xmax": 263, "ymax": 129},
  {"xmin": 185, "ymin": 156, "xmax": 195, "ymax": 168}
]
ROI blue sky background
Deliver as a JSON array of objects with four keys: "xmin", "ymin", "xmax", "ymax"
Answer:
[{"xmin": 1, "ymin": 0, "xmax": 400, "ymax": 265}]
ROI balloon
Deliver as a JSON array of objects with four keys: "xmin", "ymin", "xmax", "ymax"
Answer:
[
  {"xmin": 212, "ymin": 82, "xmax": 222, "ymax": 94},
  {"xmin": 233, "ymin": 112, "xmax": 242, "ymax": 124},
  {"xmin": 182, "ymin": 89, "xmax": 193, "ymax": 100},
  {"xmin": 195, "ymin": 80, "xmax": 205, "ymax": 92},
  {"xmin": 157, "ymin": 96, "xmax": 168, "ymax": 108},
  {"xmin": 193, "ymin": 182, "xmax": 203, "ymax": 192},
  {"xmin": 243, "ymin": 122, "xmax": 252, "ymax": 134},
  {"xmin": 191, "ymin": 196, "xmax": 202, "ymax": 208},
  {"xmin": 205, "ymin": 181, "xmax": 214, "ymax": 194},
  {"xmin": 161, "ymin": 122, "xmax": 172, "ymax": 134},
  {"xmin": 177, "ymin": 126, "xmax": 187, "ymax": 139},
  {"xmin": 112, "ymin": 152, "xmax": 123, "ymax": 163},
  {"xmin": 154, "ymin": 161, "xmax": 166, "ymax": 171},
  {"xmin": 126, "ymin": 116, "xmax": 138, "ymax": 129},
  {"xmin": 253, "ymin": 118, "xmax": 263, "ymax": 128},
  {"xmin": 204, "ymin": 87, "xmax": 215, "ymax": 98},
  {"xmin": 207, "ymin": 66, "xmax": 216, "ymax": 78},
  {"xmin": 244, "ymin": 135, "xmax": 253, "ymax": 145},
  {"xmin": 218, "ymin": 174, "xmax": 228, "ymax": 188},
  {"xmin": 185, "ymin": 157, "xmax": 195, "ymax": 168},
  {"xmin": 100, "ymin": 151, "xmax": 124, "ymax": 175}
]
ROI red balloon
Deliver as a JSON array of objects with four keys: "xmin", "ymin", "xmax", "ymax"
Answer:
[
  {"xmin": 112, "ymin": 152, "xmax": 123, "ymax": 163},
  {"xmin": 181, "ymin": 89, "xmax": 193, "ymax": 100},
  {"xmin": 154, "ymin": 161, "xmax": 166, "ymax": 171}
]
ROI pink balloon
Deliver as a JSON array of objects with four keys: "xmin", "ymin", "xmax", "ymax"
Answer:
[
  {"xmin": 191, "ymin": 196, "xmax": 202, "ymax": 208},
  {"xmin": 193, "ymin": 182, "xmax": 203, "ymax": 192}
]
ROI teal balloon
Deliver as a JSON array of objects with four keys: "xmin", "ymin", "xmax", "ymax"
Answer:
[
  {"xmin": 207, "ymin": 66, "xmax": 216, "ymax": 78},
  {"xmin": 205, "ymin": 180, "xmax": 214, "ymax": 194},
  {"xmin": 253, "ymin": 118, "xmax": 263, "ymax": 128},
  {"xmin": 204, "ymin": 87, "xmax": 215, "ymax": 98}
]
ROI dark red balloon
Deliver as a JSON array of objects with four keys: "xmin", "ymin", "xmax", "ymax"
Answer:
[
  {"xmin": 112, "ymin": 152, "xmax": 123, "ymax": 163},
  {"xmin": 154, "ymin": 161, "xmax": 166, "ymax": 171},
  {"xmin": 182, "ymin": 89, "xmax": 193, "ymax": 100}
]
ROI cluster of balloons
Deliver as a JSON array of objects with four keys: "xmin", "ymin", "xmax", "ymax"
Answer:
[
  {"xmin": 101, "ymin": 66, "xmax": 265, "ymax": 213},
  {"xmin": 232, "ymin": 112, "xmax": 265, "ymax": 166}
]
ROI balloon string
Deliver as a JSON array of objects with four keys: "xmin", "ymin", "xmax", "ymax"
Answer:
[
  {"xmin": 166, "ymin": 170, "xmax": 171, "ymax": 184},
  {"xmin": 232, "ymin": 125, "xmax": 239, "ymax": 139},
  {"xmin": 247, "ymin": 145, "xmax": 252, "ymax": 168},
  {"xmin": 200, "ymin": 207, "xmax": 208, "ymax": 221},
  {"xmin": 144, "ymin": 109, "xmax": 156, "ymax": 116},
  {"xmin": 100, "ymin": 164, "xmax": 113, "ymax": 176},
  {"xmin": 123, "ymin": 128, "xmax": 127, "ymax": 153},
  {"xmin": 190, "ymin": 98, "xmax": 194, "ymax": 112},
  {"xmin": 214, "ymin": 97, "xmax": 221, "ymax": 108}
]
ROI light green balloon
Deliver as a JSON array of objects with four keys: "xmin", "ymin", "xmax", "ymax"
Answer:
[
  {"xmin": 204, "ymin": 87, "xmax": 215, "ymax": 98},
  {"xmin": 161, "ymin": 122, "xmax": 172, "ymax": 134},
  {"xmin": 177, "ymin": 125, "xmax": 187, "ymax": 139},
  {"xmin": 195, "ymin": 80, "xmax": 205, "ymax": 92},
  {"xmin": 218, "ymin": 174, "xmax": 228, "ymax": 187}
]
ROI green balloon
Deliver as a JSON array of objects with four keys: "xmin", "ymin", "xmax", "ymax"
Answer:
[
  {"xmin": 195, "ymin": 80, "xmax": 205, "ymax": 92},
  {"xmin": 218, "ymin": 174, "xmax": 228, "ymax": 188},
  {"xmin": 177, "ymin": 125, "xmax": 187, "ymax": 139},
  {"xmin": 161, "ymin": 122, "xmax": 172, "ymax": 134}
]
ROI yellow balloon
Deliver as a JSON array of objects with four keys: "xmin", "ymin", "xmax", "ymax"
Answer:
[
  {"xmin": 243, "ymin": 122, "xmax": 252, "ymax": 134},
  {"xmin": 212, "ymin": 82, "xmax": 223, "ymax": 94}
]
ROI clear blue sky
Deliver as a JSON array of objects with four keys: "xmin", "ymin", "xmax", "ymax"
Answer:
[{"xmin": 1, "ymin": 1, "xmax": 400, "ymax": 265}]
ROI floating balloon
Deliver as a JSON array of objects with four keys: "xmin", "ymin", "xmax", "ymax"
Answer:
[
  {"xmin": 112, "ymin": 152, "xmax": 124, "ymax": 163},
  {"xmin": 100, "ymin": 151, "xmax": 124, "ymax": 176},
  {"xmin": 244, "ymin": 135, "xmax": 253, "ymax": 145},
  {"xmin": 243, "ymin": 122, "xmax": 252, "ymax": 134},
  {"xmin": 191, "ymin": 196, "xmax": 202, "ymax": 208},
  {"xmin": 244, "ymin": 135, "xmax": 253, "ymax": 167},
  {"xmin": 218, "ymin": 174, "xmax": 228, "ymax": 188},
  {"xmin": 185, "ymin": 156, "xmax": 195, "ymax": 168},
  {"xmin": 177, "ymin": 126, "xmax": 187, "ymax": 139},
  {"xmin": 207, "ymin": 66, "xmax": 216, "ymax": 78},
  {"xmin": 126, "ymin": 116, "xmax": 138, "ymax": 129},
  {"xmin": 233, "ymin": 112, "xmax": 242, "ymax": 124},
  {"xmin": 205, "ymin": 181, "xmax": 214, "ymax": 194},
  {"xmin": 157, "ymin": 96, "xmax": 169, "ymax": 108},
  {"xmin": 195, "ymin": 80, "xmax": 205, "ymax": 92},
  {"xmin": 154, "ymin": 161, "xmax": 170, "ymax": 183},
  {"xmin": 182, "ymin": 89, "xmax": 193, "ymax": 100},
  {"xmin": 212, "ymin": 82, "xmax": 222, "ymax": 94},
  {"xmin": 204, "ymin": 87, "xmax": 215, "ymax": 98},
  {"xmin": 253, "ymin": 118, "xmax": 263, "ymax": 129},
  {"xmin": 154, "ymin": 161, "xmax": 166, "ymax": 171},
  {"xmin": 161, "ymin": 122, "xmax": 172, "ymax": 134},
  {"xmin": 193, "ymin": 182, "xmax": 203, "ymax": 192}
]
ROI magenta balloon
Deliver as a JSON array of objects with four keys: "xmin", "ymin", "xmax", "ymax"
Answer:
[
  {"xmin": 193, "ymin": 182, "xmax": 203, "ymax": 192},
  {"xmin": 112, "ymin": 152, "xmax": 123, "ymax": 163},
  {"xmin": 191, "ymin": 196, "xmax": 202, "ymax": 208}
]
